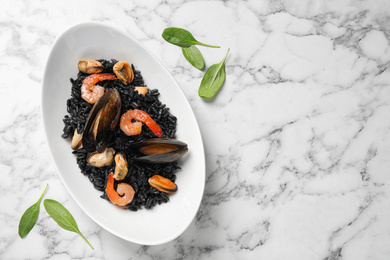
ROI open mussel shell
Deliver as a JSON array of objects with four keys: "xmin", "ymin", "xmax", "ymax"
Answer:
[
  {"xmin": 113, "ymin": 61, "xmax": 134, "ymax": 85},
  {"xmin": 82, "ymin": 89, "xmax": 121, "ymax": 153},
  {"xmin": 133, "ymin": 138, "xmax": 188, "ymax": 164}
]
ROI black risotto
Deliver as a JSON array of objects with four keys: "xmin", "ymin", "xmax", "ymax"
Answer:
[{"xmin": 61, "ymin": 59, "xmax": 179, "ymax": 211}]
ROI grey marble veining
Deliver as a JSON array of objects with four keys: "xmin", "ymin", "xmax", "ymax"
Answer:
[{"xmin": 1, "ymin": 0, "xmax": 390, "ymax": 259}]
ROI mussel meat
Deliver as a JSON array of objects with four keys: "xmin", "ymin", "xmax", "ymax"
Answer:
[
  {"xmin": 78, "ymin": 59, "xmax": 104, "ymax": 74},
  {"xmin": 113, "ymin": 153, "xmax": 128, "ymax": 181},
  {"xmin": 71, "ymin": 129, "xmax": 83, "ymax": 150},
  {"xmin": 82, "ymin": 89, "xmax": 122, "ymax": 153},
  {"xmin": 87, "ymin": 147, "xmax": 115, "ymax": 167},
  {"xmin": 133, "ymin": 138, "xmax": 188, "ymax": 164},
  {"xmin": 148, "ymin": 175, "xmax": 177, "ymax": 193},
  {"xmin": 113, "ymin": 61, "xmax": 134, "ymax": 85}
]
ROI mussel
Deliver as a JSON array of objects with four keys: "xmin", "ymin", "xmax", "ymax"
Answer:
[
  {"xmin": 82, "ymin": 89, "xmax": 122, "ymax": 153},
  {"xmin": 78, "ymin": 59, "xmax": 104, "ymax": 74},
  {"xmin": 71, "ymin": 129, "xmax": 83, "ymax": 150},
  {"xmin": 148, "ymin": 175, "xmax": 177, "ymax": 193},
  {"xmin": 113, "ymin": 153, "xmax": 128, "ymax": 180},
  {"xmin": 133, "ymin": 138, "xmax": 188, "ymax": 164},
  {"xmin": 113, "ymin": 61, "xmax": 134, "ymax": 85},
  {"xmin": 87, "ymin": 147, "xmax": 115, "ymax": 167}
]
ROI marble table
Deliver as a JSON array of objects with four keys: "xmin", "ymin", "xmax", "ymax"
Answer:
[{"xmin": 1, "ymin": 0, "xmax": 390, "ymax": 259}]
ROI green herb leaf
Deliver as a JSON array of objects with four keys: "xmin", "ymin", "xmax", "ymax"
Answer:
[
  {"xmin": 162, "ymin": 27, "xmax": 220, "ymax": 48},
  {"xmin": 182, "ymin": 46, "xmax": 205, "ymax": 70},
  {"xmin": 18, "ymin": 184, "xmax": 48, "ymax": 238},
  {"xmin": 44, "ymin": 199, "xmax": 94, "ymax": 249},
  {"xmin": 198, "ymin": 49, "xmax": 230, "ymax": 98}
]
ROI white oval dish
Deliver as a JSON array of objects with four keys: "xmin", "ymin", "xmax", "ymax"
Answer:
[{"xmin": 41, "ymin": 22, "xmax": 205, "ymax": 245}]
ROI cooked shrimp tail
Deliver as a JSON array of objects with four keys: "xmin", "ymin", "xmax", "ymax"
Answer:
[
  {"xmin": 120, "ymin": 109, "xmax": 163, "ymax": 137},
  {"xmin": 81, "ymin": 73, "xmax": 116, "ymax": 104},
  {"xmin": 105, "ymin": 172, "xmax": 135, "ymax": 206}
]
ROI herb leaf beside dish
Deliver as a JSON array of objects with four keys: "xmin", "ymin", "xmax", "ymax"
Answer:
[
  {"xmin": 162, "ymin": 27, "xmax": 229, "ymax": 98},
  {"xmin": 18, "ymin": 184, "xmax": 94, "ymax": 249}
]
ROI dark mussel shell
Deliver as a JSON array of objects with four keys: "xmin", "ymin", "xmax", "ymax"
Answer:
[
  {"xmin": 133, "ymin": 138, "xmax": 188, "ymax": 164},
  {"xmin": 82, "ymin": 89, "xmax": 121, "ymax": 153}
]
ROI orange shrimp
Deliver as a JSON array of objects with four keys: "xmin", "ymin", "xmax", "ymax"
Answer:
[
  {"xmin": 105, "ymin": 172, "xmax": 135, "ymax": 206},
  {"xmin": 81, "ymin": 73, "xmax": 116, "ymax": 104},
  {"xmin": 120, "ymin": 109, "xmax": 163, "ymax": 137}
]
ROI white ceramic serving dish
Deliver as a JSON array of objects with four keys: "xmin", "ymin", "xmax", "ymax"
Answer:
[{"xmin": 41, "ymin": 22, "xmax": 205, "ymax": 245}]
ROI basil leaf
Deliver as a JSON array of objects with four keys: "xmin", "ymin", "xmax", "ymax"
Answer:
[
  {"xmin": 198, "ymin": 49, "xmax": 230, "ymax": 98},
  {"xmin": 18, "ymin": 184, "xmax": 48, "ymax": 238},
  {"xmin": 44, "ymin": 199, "xmax": 94, "ymax": 249},
  {"xmin": 182, "ymin": 46, "xmax": 205, "ymax": 70},
  {"xmin": 162, "ymin": 27, "xmax": 220, "ymax": 48}
]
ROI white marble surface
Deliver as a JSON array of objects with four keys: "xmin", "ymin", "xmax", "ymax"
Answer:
[{"xmin": 1, "ymin": 0, "xmax": 390, "ymax": 259}]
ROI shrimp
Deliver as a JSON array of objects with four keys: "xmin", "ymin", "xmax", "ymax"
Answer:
[
  {"xmin": 120, "ymin": 109, "xmax": 163, "ymax": 137},
  {"xmin": 105, "ymin": 172, "xmax": 135, "ymax": 206},
  {"xmin": 81, "ymin": 73, "xmax": 116, "ymax": 104}
]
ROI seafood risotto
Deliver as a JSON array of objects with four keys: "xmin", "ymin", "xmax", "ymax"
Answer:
[{"xmin": 62, "ymin": 59, "xmax": 188, "ymax": 211}]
